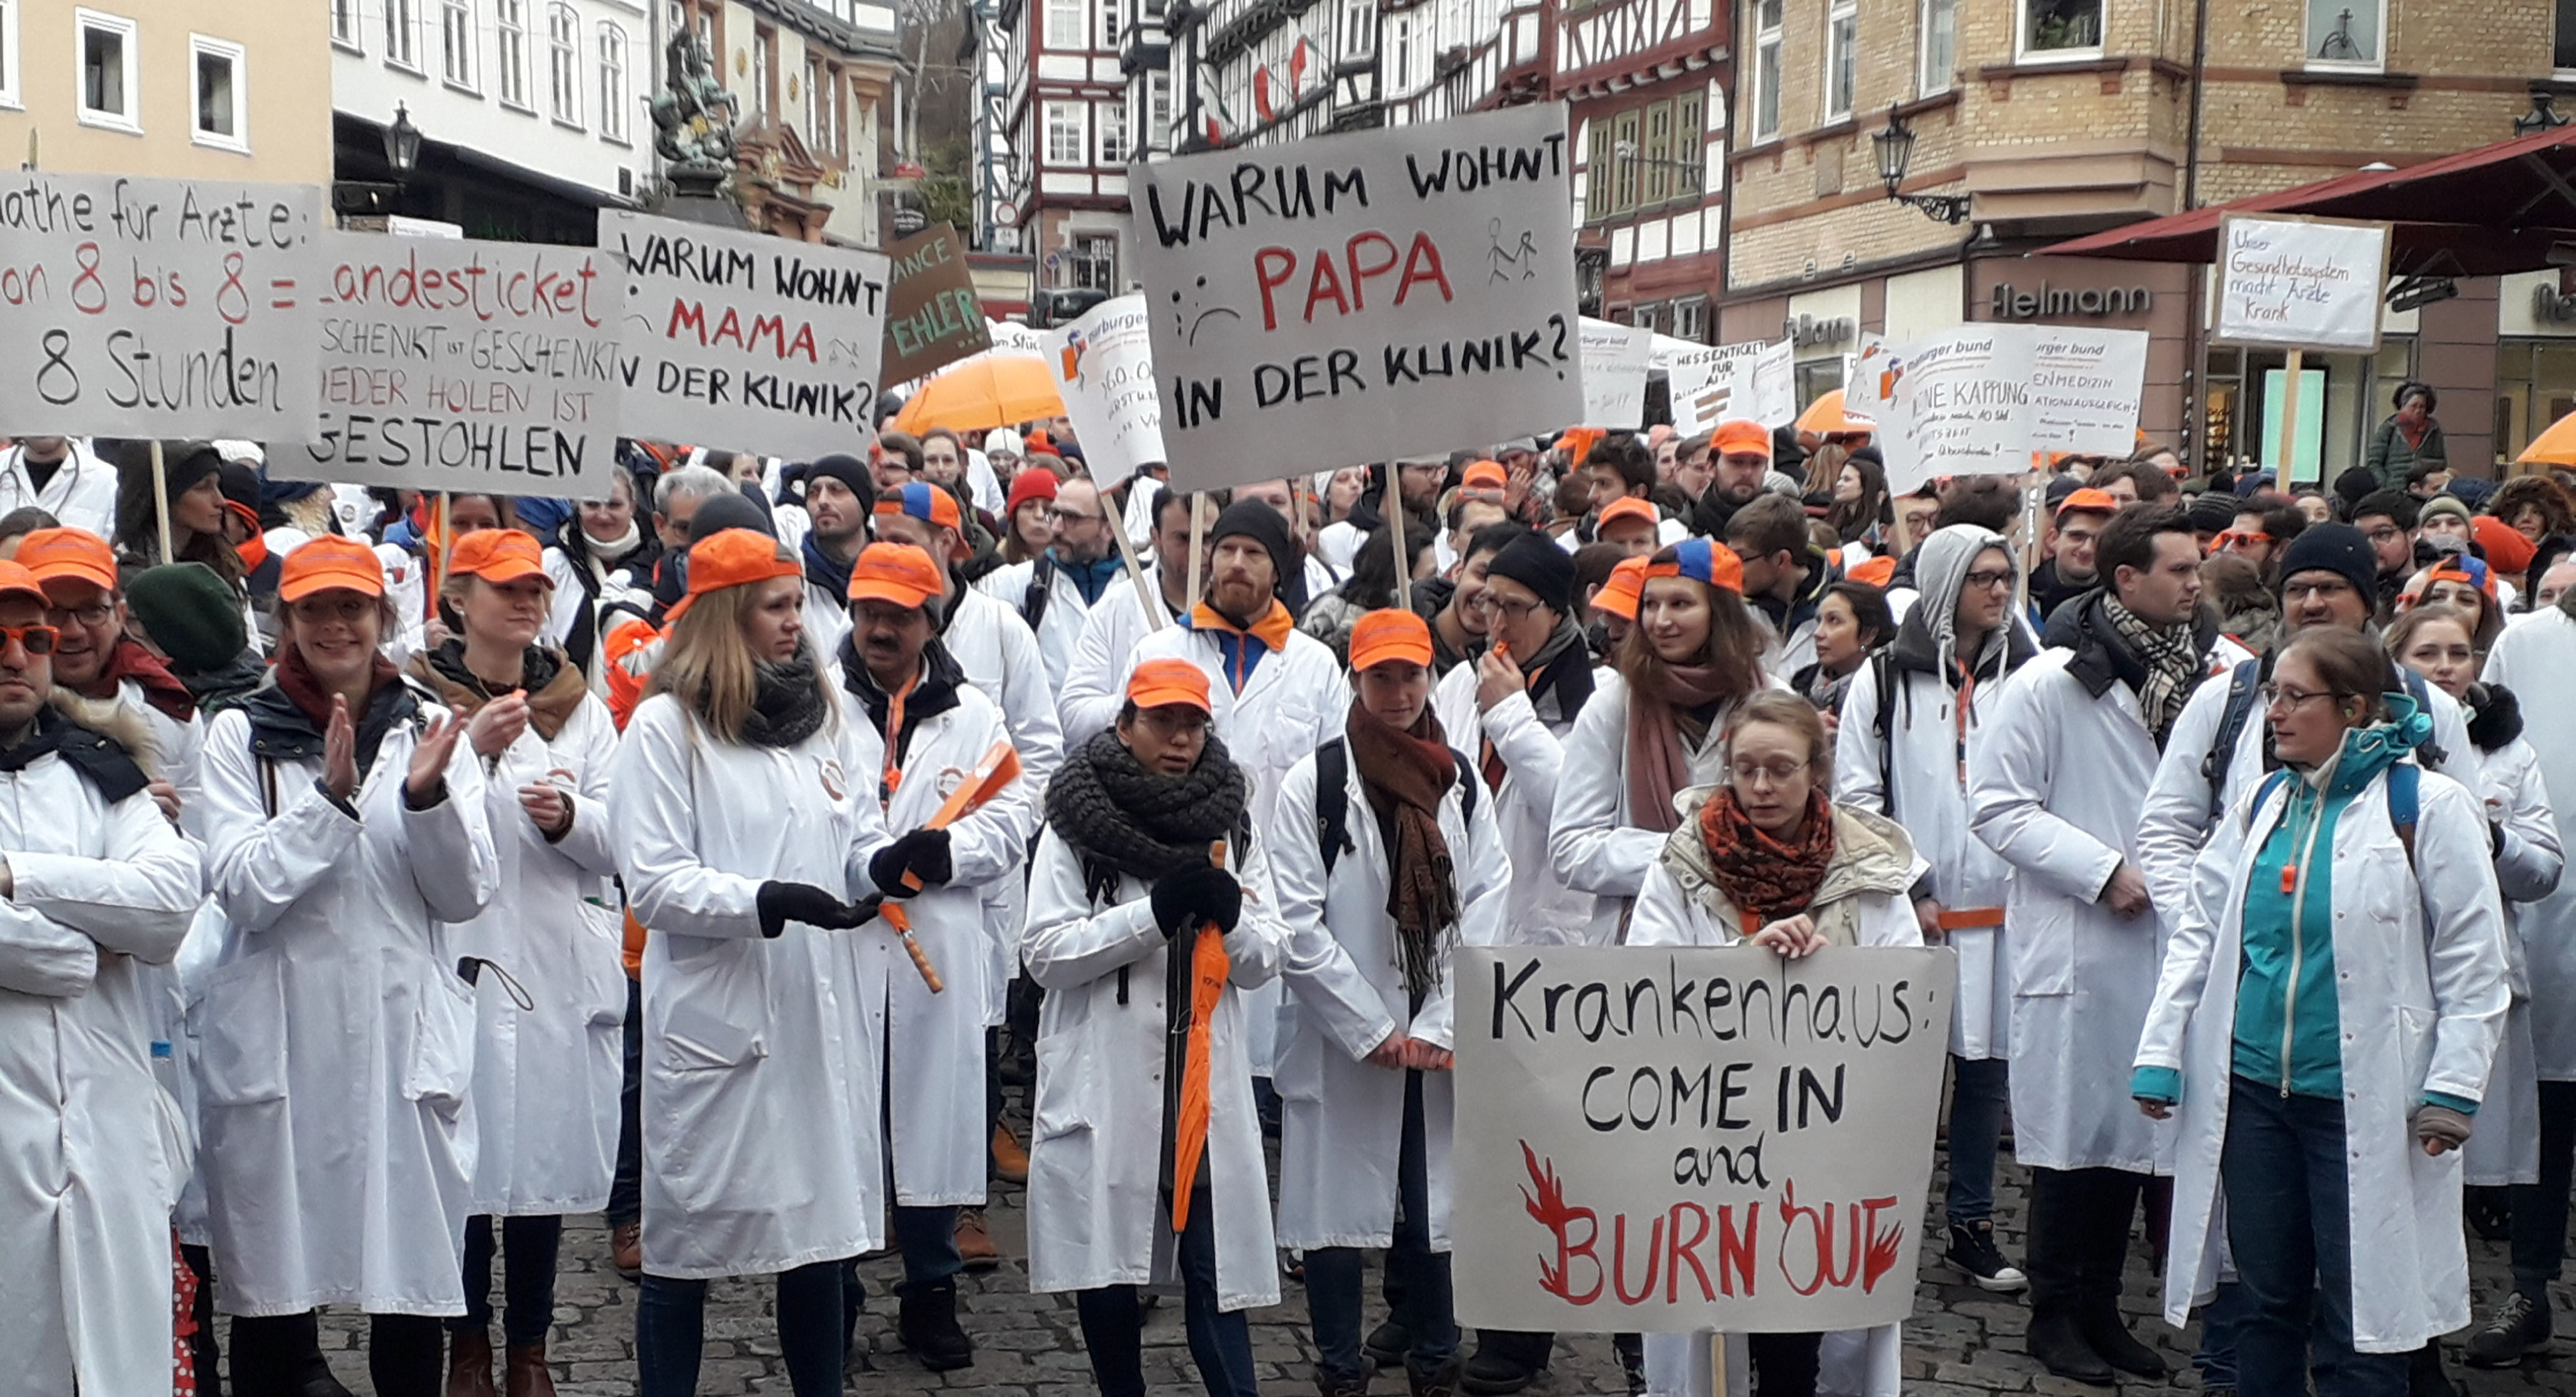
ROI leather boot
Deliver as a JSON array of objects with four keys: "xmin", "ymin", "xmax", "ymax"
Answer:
[
  {"xmin": 1314, "ymin": 1362, "xmax": 1372, "ymax": 1397},
  {"xmin": 2078, "ymin": 1303, "xmax": 2167, "ymax": 1378},
  {"xmin": 991, "ymin": 1121, "xmax": 1030, "ymax": 1184},
  {"xmin": 897, "ymin": 1278, "xmax": 975, "ymax": 1371},
  {"xmin": 1407, "ymin": 1357, "xmax": 1463, "ymax": 1397},
  {"xmin": 609, "ymin": 1221, "xmax": 641, "ymax": 1281},
  {"xmin": 1458, "ymin": 1330, "xmax": 1550, "ymax": 1394},
  {"xmin": 2027, "ymin": 1306, "xmax": 2114, "ymax": 1386},
  {"xmin": 444, "ymin": 1328, "xmax": 496, "ymax": 1397},
  {"xmin": 503, "ymin": 1342, "xmax": 557, "ymax": 1397}
]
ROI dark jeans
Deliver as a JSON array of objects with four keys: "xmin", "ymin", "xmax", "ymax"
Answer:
[
  {"xmin": 453, "ymin": 1214, "xmax": 563, "ymax": 1346},
  {"xmin": 1745, "ymin": 1332, "xmax": 1823, "ymax": 1397},
  {"xmin": 2024, "ymin": 1164, "xmax": 2145, "ymax": 1321},
  {"xmin": 1945, "ymin": 1055, "xmax": 2011, "ymax": 1223},
  {"xmin": 2222, "ymin": 1076, "xmax": 2406, "ymax": 1397},
  {"xmin": 638, "ymin": 1261, "xmax": 846, "ymax": 1397},
  {"xmin": 2193, "ymin": 1280, "xmax": 2245, "ymax": 1388},
  {"xmin": 2509, "ymin": 1078, "xmax": 2576, "ymax": 1301},
  {"xmin": 1306, "ymin": 1069, "xmax": 1457, "ymax": 1382},
  {"xmin": 1074, "ymin": 1184, "xmax": 1259, "ymax": 1397},
  {"xmin": 229, "ymin": 1309, "xmax": 438, "ymax": 1397},
  {"xmin": 608, "ymin": 975, "xmax": 643, "ymax": 1229}
]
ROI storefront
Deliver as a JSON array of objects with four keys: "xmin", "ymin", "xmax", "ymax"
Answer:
[{"xmin": 2493, "ymin": 270, "xmax": 2576, "ymax": 467}]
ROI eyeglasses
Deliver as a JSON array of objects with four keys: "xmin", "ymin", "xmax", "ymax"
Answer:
[
  {"xmin": 1728, "ymin": 758, "xmax": 1810, "ymax": 786},
  {"xmin": 0, "ymin": 624, "xmax": 60, "ymax": 656},
  {"xmin": 2361, "ymin": 526, "xmax": 2406, "ymax": 547},
  {"xmin": 1046, "ymin": 507, "xmax": 1105, "ymax": 524},
  {"xmin": 2281, "ymin": 579, "xmax": 2358, "ymax": 604},
  {"xmin": 2260, "ymin": 682, "xmax": 2341, "ymax": 711},
  {"xmin": 42, "ymin": 601, "xmax": 112, "ymax": 628},
  {"xmin": 1471, "ymin": 593, "xmax": 1546, "ymax": 623},
  {"xmin": 290, "ymin": 596, "xmax": 376, "ymax": 623},
  {"xmin": 2212, "ymin": 530, "xmax": 2273, "ymax": 552},
  {"xmin": 1962, "ymin": 568, "xmax": 2014, "ymax": 592}
]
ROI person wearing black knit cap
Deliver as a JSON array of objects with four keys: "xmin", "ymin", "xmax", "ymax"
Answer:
[
  {"xmin": 795, "ymin": 452, "xmax": 875, "ymax": 650},
  {"xmin": 108, "ymin": 440, "xmax": 245, "ymax": 582}
]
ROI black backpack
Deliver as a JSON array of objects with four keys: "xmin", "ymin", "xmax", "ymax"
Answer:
[
  {"xmin": 1313, "ymin": 737, "xmax": 1479, "ymax": 876},
  {"xmin": 1019, "ymin": 554, "xmax": 1058, "ymax": 633},
  {"xmin": 2202, "ymin": 657, "xmax": 2441, "ymax": 824}
]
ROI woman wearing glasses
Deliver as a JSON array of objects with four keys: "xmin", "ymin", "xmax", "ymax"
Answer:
[
  {"xmin": 2133, "ymin": 626, "xmax": 2508, "ymax": 1396},
  {"xmin": 196, "ymin": 535, "xmax": 502, "ymax": 1397}
]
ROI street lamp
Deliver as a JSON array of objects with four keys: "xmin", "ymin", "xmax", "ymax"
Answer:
[
  {"xmin": 383, "ymin": 103, "xmax": 423, "ymax": 179},
  {"xmin": 1871, "ymin": 104, "xmax": 1970, "ymax": 224},
  {"xmin": 2516, "ymin": 91, "xmax": 2570, "ymax": 138}
]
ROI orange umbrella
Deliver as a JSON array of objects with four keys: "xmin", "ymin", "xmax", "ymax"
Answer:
[
  {"xmin": 892, "ymin": 352, "xmax": 1063, "ymax": 435},
  {"xmin": 1796, "ymin": 389, "xmax": 1874, "ymax": 438},
  {"xmin": 2518, "ymin": 409, "xmax": 2576, "ymax": 467}
]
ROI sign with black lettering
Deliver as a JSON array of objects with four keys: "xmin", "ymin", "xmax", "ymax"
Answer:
[
  {"xmin": 1048, "ymin": 294, "xmax": 1164, "ymax": 492},
  {"xmin": 275, "ymin": 231, "xmax": 623, "ymax": 490},
  {"xmin": 1130, "ymin": 104, "xmax": 1584, "ymax": 492},
  {"xmin": 1453, "ymin": 945, "xmax": 1953, "ymax": 1334},
  {"xmin": 0, "ymin": 172, "xmax": 322, "ymax": 439},
  {"xmin": 880, "ymin": 223, "xmax": 993, "ymax": 386},
  {"xmin": 604, "ymin": 210, "xmax": 886, "ymax": 461}
]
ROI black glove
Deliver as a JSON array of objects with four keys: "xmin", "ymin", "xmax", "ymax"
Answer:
[
  {"xmin": 756, "ymin": 881, "xmax": 865, "ymax": 938},
  {"xmin": 1150, "ymin": 864, "xmax": 1242, "ymax": 937},
  {"xmin": 870, "ymin": 827, "xmax": 953, "ymax": 895}
]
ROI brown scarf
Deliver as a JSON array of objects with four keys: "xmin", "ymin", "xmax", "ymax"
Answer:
[
  {"xmin": 1345, "ymin": 699, "xmax": 1461, "ymax": 1000},
  {"xmin": 1696, "ymin": 788, "xmax": 1836, "ymax": 933},
  {"xmin": 277, "ymin": 642, "xmax": 400, "ymax": 730},
  {"xmin": 410, "ymin": 640, "xmax": 588, "ymax": 740},
  {"xmin": 1623, "ymin": 664, "xmax": 1738, "ymax": 833}
]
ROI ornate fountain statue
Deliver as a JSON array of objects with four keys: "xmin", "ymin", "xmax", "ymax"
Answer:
[{"xmin": 651, "ymin": 27, "xmax": 741, "ymax": 202}]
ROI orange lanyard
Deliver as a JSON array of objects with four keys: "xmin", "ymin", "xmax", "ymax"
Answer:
[{"xmin": 877, "ymin": 672, "xmax": 918, "ymax": 809}]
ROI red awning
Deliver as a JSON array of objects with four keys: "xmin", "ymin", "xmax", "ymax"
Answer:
[{"xmin": 2041, "ymin": 124, "xmax": 2576, "ymax": 276}]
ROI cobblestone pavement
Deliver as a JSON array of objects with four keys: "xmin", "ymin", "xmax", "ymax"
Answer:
[{"xmin": 296, "ymin": 1131, "xmax": 2576, "ymax": 1396}]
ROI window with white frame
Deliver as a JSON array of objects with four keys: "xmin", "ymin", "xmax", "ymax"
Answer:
[
  {"xmin": 819, "ymin": 64, "xmax": 843, "ymax": 159},
  {"xmin": 1584, "ymin": 118, "xmax": 1609, "ymax": 220},
  {"xmin": 547, "ymin": 3, "xmax": 581, "ymax": 124},
  {"xmin": 0, "ymin": 1, "xmax": 18, "ymax": 109},
  {"xmin": 1046, "ymin": 101, "xmax": 1085, "ymax": 164},
  {"xmin": 599, "ymin": 23, "xmax": 628, "ymax": 140},
  {"xmin": 2019, "ymin": 0, "xmax": 2101, "ymax": 58},
  {"xmin": 2305, "ymin": 0, "xmax": 2381, "ymax": 66},
  {"xmin": 1391, "ymin": 13, "xmax": 1414, "ymax": 91},
  {"xmin": 1611, "ymin": 108, "xmax": 1639, "ymax": 212},
  {"xmin": 496, "ymin": 0, "xmax": 530, "ymax": 106},
  {"xmin": 1340, "ymin": 0, "xmax": 1374, "ymax": 59},
  {"xmin": 1630, "ymin": 303, "xmax": 1660, "ymax": 333},
  {"xmin": 1672, "ymin": 297, "xmax": 1709, "ymax": 342},
  {"xmin": 1148, "ymin": 69, "xmax": 1172, "ymax": 146},
  {"xmin": 384, "ymin": 0, "xmax": 421, "ymax": 69},
  {"xmin": 1751, "ymin": 0, "xmax": 1782, "ymax": 142},
  {"xmin": 1072, "ymin": 233, "xmax": 1116, "ymax": 291},
  {"xmin": 1097, "ymin": 101, "xmax": 1126, "ymax": 164},
  {"xmin": 441, "ymin": 0, "xmax": 475, "ymax": 87},
  {"xmin": 1099, "ymin": 0, "xmax": 1121, "ymax": 49},
  {"xmin": 1920, "ymin": 0, "xmax": 1955, "ymax": 92},
  {"xmin": 1643, "ymin": 101, "xmax": 1673, "ymax": 205},
  {"xmin": 191, "ymin": 34, "xmax": 247, "ymax": 150},
  {"xmin": 1675, "ymin": 92, "xmax": 1705, "ymax": 196},
  {"xmin": 750, "ymin": 26, "xmax": 771, "ymax": 111},
  {"xmin": 1823, "ymin": 0, "xmax": 1857, "ymax": 120},
  {"xmin": 76, "ymin": 9, "xmax": 139, "ymax": 131},
  {"xmin": 1044, "ymin": 0, "xmax": 1084, "ymax": 48},
  {"xmin": 331, "ymin": 0, "xmax": 360, "ymax": 49}
]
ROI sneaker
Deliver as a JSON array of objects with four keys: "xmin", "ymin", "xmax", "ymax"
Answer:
[
  {"xmin": 2466, "ymin": 1290, "xmax": 2551, "ymax": 1367},
  {"xmin": 1943, "ymin": 1220, "xmax": 2028, "ymax": 1292},
  {"xmin": 955, "ymin": 1209, "xmax": 1002, "ymax": 1271}
]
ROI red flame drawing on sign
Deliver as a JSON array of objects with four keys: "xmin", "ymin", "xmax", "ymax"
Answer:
[{"xmin": 1519, "ymin": 1140, "xmax": 1601, "ymax": 1303}]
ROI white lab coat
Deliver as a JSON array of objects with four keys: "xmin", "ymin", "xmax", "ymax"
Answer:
[
  {"xmin": 0, "ymin": 441, "xmax": 117, "ymax": 536},
  {"xmin": 445, "ymin": 691, "xmax": 628, "ymax": 1217},
  {"xmin": 1430, "ymin": 655, "xmax": 1599, "ymax": 944},
  {"xmin": 2464, "ymin": 732, "xmax": 2564, "ymax": 1186},
  {"xmin": 936, "ymin": 586, "xmax": 1064, "ymax": 1023},
  {"xmin": 0, "ymin": 713, "xmax": 204, "ymax": 1397},
  {"xmin": 2135, "ymin": 761, "xmax": 2508, "ymax": 1352},
  {"xmin": 977, "ymin": 554, "xmax": 1102, "ymax": 691},
  {"xmin": 2484, "ymin": 608, "xmax": 2576, "ymax": 1079},
  {"xmin": 609, "ymin": 689, "xmax": 895, "ymax": 1277},
  {"xmin": 1965, "ymin": 643, "xmax": 2229, "ymax": 1174},
  {"xmin": 1548, "ymin": 670, "xmax": 1783, "ymax": 945},
  {"xmin": 1021, "ymin": 827, "xmax": 1284, "ymax": 1309},
  {"xmin": 850, "ymin": 668, "xmax": 1036, "ymax": 1204},
  {"xmin": 196, "ymin": 695, "xmax": 502, "ymax": 1316},
  {"xmin": 1057, "ymin": 565, "xmax": 1187, "ymax": 745},
  {"xmin": 1267, "ymin": 742, "xmax": 1511, "ymax": 1251},
  {"xmin": 1835, "ymin": 657, "xmax": 2018, "ymax": 1060}
]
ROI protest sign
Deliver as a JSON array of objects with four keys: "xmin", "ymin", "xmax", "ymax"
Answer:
[
  {"xmin": 1657, "ymin": 337, "xmax": 1795, "ymax": 434},
  {"xmin": 0, "ymin": 172, "xmax": 323, "ymax": 440},
  {"xmin": 2216, "ymin": 214, "xmax": 2389, "ymax": 353},
  {"xmin": 880, "ymin": 223, "xmax": 992, "ymax": 385},
  {"xmin": 1856, "ymin": 324, "xmax": 2146, "ymax": 493},
  {"xmin": 1131, "ymin": 103, "xmax": 1583, "ymax": 491},
  {"xmin": 276, "ymin": 231, "xmax": 623, "ymax": 491},
  {"xmin": 1579, "ymin": 318, "xmax": 1652, "ymax": 429},
  {"xmin": 989, "ymin": 319, "xmax": 1048, "ymax": 355},
  {"xmin": 1453, "ymin": 945, "xmax": 1953, "ymax": 1335},
  {"xmin": 604, "ymin": 211, "xmax": 886, "ymax": 460},
  {"xmin": 1049, "ymin": 294, "xmax": 1165, "ymax": 492}
]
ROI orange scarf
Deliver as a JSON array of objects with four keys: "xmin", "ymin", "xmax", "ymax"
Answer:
[
  {"xmin": 1189, "ymin": 599, "xmax": 1294, "ymax": 650},
  {"xmin": 1170, "ymin": 841, "xmax": 1231, "ymax": 1233}
]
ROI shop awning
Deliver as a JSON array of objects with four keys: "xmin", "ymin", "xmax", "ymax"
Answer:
[{"xmin": 2041, "ymin": 125, "xmax": 2576, "ymax": 277}]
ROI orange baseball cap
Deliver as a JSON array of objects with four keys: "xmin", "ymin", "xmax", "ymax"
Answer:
[
  {"xmin": 875, "ymin": 481, "xmax": 963, "ymax": 532},
  {"xmin": 1846, "ymin": 554, "xmax": 1897, "ymax": 587},
  {"xmin": 846, "ymin": 542, "xmax": 945, "ymax": 610},
  {"xmin": 1645, "ymin": 538, "xmax": 1745, "ymax": 594},
  {"xmin": 1712, "ymin": 420, "xmax": 1772, "ymax": 460},
  {"xmin": 0, "ymin": 560, "xmax": 44, "ymax": 609},
  {"xmin": 16, "ymin": 527, "xmax": 117, "ymax": 593},
  {"xmin": 1597, "ymin": 497, "xmax": 1660, "ymax": 533},
  {"xmin": 2057, "ymin": 487, "xmax": 2119, "ymax": 520},
  {"xmin": 279, "ymin": 534, "xmax": 387, "ymax": 602},
  {"xmin": 1348, "ymin": 608, "xmax": 1434, "ymax": 671},
  {"xmin": 448, "ymin": 528, "xmax": 550, "ymax": 586},
  {"xmin": 1461, "ymin": 460, "xmax": 1507, "ymax": 494},
  {"xmin": 1126, "ymin": 657, "xmax": 1212, "ymax": 714},
  {"xmin": 1594, "ymin": 555, "xmax": 1648, "ymax": 620},
  {"xmin": 667, "ymin": 528, "xmax": 799, "ymax": 621}
]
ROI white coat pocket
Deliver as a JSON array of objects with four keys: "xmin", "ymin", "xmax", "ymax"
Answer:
[
  {"xmin": 1030, "ymin": 1029, "xmax": 1092, "ymax": 1143},
  {"xmin": 2007, "ymin": 897, "xmax": 2075, "ymax": 999},
  {"xmin": 403, "ymin": 964, "xmax": 479, "ymax": 1117},
  {"xmin": 196, "ymin": 954, "xmax": 289, "ymax": 1106}
]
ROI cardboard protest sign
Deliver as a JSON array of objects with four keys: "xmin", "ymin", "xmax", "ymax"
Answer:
[
  {"xmin": 2216, "ymin": 214, "xmax": 2389, "ymax": 353},
  {"xmin": 880, "ymin": 224, "xmax": 992, "ymax": 385},
  {"xmin": 1857, "ymin": 324, "xmax": 2146, "ymax": 493},
  {"xmin": 1579, "ymin": 318, "xmax": 1652, "ymax": 429},
  {"xmin": 0, "ymin": 172, "xmax": 323, "ymax": 440},
  {"xmin": 1131, "ymin": 103, "xmax": 1583, "ymax": 491},
  {"xmin": 1656, "ymin": 337, "xmax": 1795, "ymax": 434},
  {"xmin": 1453, "ymin": 945, "xmax": 1953, "ymax": 1335},
  {"xmin": 604, "ymin": 211, "xmax": 886, "ymax": 460},
  {"xmin": 1049, "ymin": 294, "xmax": 1165, "ymax": 492},
  {"xmin": 276, "ymin": 231, "xmax": 623, "ymax": 491}
]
